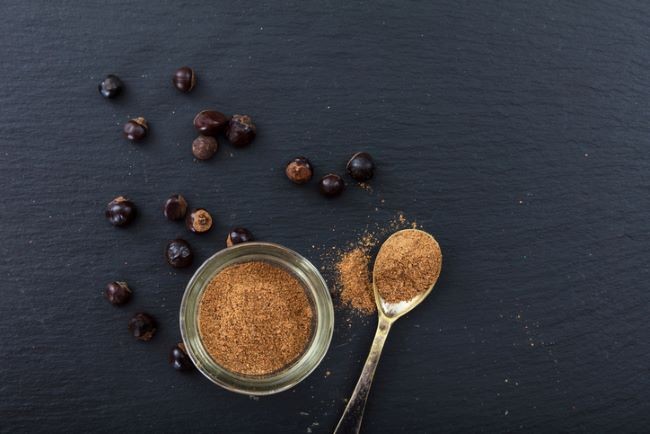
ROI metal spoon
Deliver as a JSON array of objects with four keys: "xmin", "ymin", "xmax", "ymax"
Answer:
[{"xmin": 334, "ymin": 229, "xmax": 442, "ymax": 434}]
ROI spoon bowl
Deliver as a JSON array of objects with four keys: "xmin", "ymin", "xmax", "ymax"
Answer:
[
  {"xmin": 334, "ymin": 229, "xmax": 442, "ymax": 434},
  {"xmin": 374, "ymin": 229, "xmax": 442, "ymax": 320}
]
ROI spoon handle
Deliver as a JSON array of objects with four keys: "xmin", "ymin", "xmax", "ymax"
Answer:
[{"xmin": 334, "ymin": 315, "xmax": 393, "ymax": 434}]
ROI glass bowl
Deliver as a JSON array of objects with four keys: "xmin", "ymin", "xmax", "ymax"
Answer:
[{"xmin": 179, "ymin": 242, "xmax": 334, "ymax": 395}]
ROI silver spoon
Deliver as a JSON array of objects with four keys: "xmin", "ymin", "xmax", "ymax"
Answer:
[{"xmin": 334, "ymin": 229, "xmax": 443, "ymax": 434}]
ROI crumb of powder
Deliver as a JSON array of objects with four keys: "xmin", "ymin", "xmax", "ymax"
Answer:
[
  {"xmin": 359, "ymin": 232, "xmax": 377, "ymax": 249},
  {"xmin": 358, "ymin": 182, "xmax": 373, "ymax": 193}
]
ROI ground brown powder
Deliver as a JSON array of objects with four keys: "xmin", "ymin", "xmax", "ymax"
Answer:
[
  {"xmin": 374, "ymin": 229, "xmax": 442, "ymax": 304},
  {"xmin": 327, "ymin": 213, "xmax": 418, "ymax": 315},
  {"xmin": 337, "ymin": 248, "xmax": 376, "ymax": 314},
  {"xmin": 198, "ymin": 261, "xmax": 313, "ymax": 376}
]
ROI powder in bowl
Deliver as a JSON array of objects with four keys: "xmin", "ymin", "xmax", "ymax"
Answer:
[{"xmin": 198, "ymin": 261, "xmax": 314, "ymax": 376}]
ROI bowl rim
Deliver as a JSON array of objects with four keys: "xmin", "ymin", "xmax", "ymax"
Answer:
[{"xmin": 179, "ymin": 241, "xmax": 334, "ymax": 395}]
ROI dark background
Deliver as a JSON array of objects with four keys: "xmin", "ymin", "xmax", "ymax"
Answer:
[{"xmin": 1, "ymin": 1, "xmax": 649, "ymax": 432}]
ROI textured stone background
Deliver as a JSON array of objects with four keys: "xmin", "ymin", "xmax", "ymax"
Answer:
[{"xmin": 1, "ymin": 1, "xmax": 648, "ymax": 432}]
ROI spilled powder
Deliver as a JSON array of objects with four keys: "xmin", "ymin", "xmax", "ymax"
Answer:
[
  {"xmin": 198, "ymin": 261, "xmax": 313, "ymax": 376},
  {"xmin": 327, "ymin": 212, "xmax": 419, "ymax": 315},
  {"xmin": 336, "ymin": 249, "xmax": 375, "ymax": 314}
]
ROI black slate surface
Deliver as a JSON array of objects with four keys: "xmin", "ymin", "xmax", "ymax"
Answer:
[{"xmin": 1, "ymin": 1, "xmax": 649, "ymax": 433}]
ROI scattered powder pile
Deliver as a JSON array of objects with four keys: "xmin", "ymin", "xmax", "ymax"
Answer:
[
  {"xmin": 374, "ymin": 229, "xmax": 442, "ymax": 304},
  {"xmin": 336, "ymin": 248, "xmax": 375, "ymax": 314},
  {"xmin": 198, "ymin": 261, "xmax": 313, "ymax": 376},
  {"xmin": 329, "ymin": 213, "xmax": 419, "ymax": 315}
]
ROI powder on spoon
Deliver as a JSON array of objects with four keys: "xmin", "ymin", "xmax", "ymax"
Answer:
[
  {"xmin": 374, "ymin": 229, "xmax": 442, "ymax": 304},
  {"xmin": 198, "ymin": 261, "xmax": 313, "ymax": 376}
]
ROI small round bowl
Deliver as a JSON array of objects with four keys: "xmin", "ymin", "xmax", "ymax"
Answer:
[{"xmin": 179, "ymin": 242, "xmax": 334, "ymax": 395}]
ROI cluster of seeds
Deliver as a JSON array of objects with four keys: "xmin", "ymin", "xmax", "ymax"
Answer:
[
  {"xmin": 98, "ymin": 67, "xmax": 256, "ymax": 371},
  {"xmin": 191, "ymin": 110, "xmax": 256, "ymax": 159},
  {"xmin": 99, "ymin": 67, "xmax": 257, "ymax": 156},
  {"xmin": 98, "ymin": 67, "xmax": 378, "ymax": 373},
  {"xmin": 284, "ymin": 152, "xmax": 375, "ymax": 197}
]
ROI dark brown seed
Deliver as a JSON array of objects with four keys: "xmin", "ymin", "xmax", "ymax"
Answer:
[
  {"xmin": 186, "ymin": 208, "xmax": 213, "ymax": 233},
  {"xmin": 165, "ymin": 239, "xmax": 193, "ymax": 268},
  {"xmin": 346, "ymin": 152, "xmax": 375, "ymax": 181},
  {"xmin": 105, "ymin": 196, "xmax": 136, "ymax": 227},
  {"xmin": 285, "ymin": 156, "xmax": 313, "ymax": 184},
  {"xmin": 123, "ymin": 117, "xmax": 148, "ymax": 141},
  {"xmin": 192, "ymin": 135, "xmax": 218, "ymax": 160},
  {"xmin": 128, "ymin": 313, "xmax": 157, "ymax": 341},
  {"xmin": 193, "ymin": 110, "xmax": 229, "ymax": 136},
  {"xmin": 226, "ymin": 114, "xmax": 256, "ymax": 146},
  {"xmin": 226, "ymin": 227, "xmax": 254, "ymax": 247},
  {"xmin": 98, "ymin": 74, "xmax": 123, "ymax": 99},
  {"xmin": 319, "ymin": 174, "xmax": 345, "ymax": 197},
  {"xmin": 172, "ymin": 66, "xmax": 196, "ymax": 92},
  {"xmin": 163, "ymin": 194, "xmax": 188, "ymax": 221},
  {"xmin": 170, "ymin": 343, "xmax": 194, "ymax": 371},
  {"xmin": 104, "ymin": 281, "xmax": 132, "ymax": 306}
]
